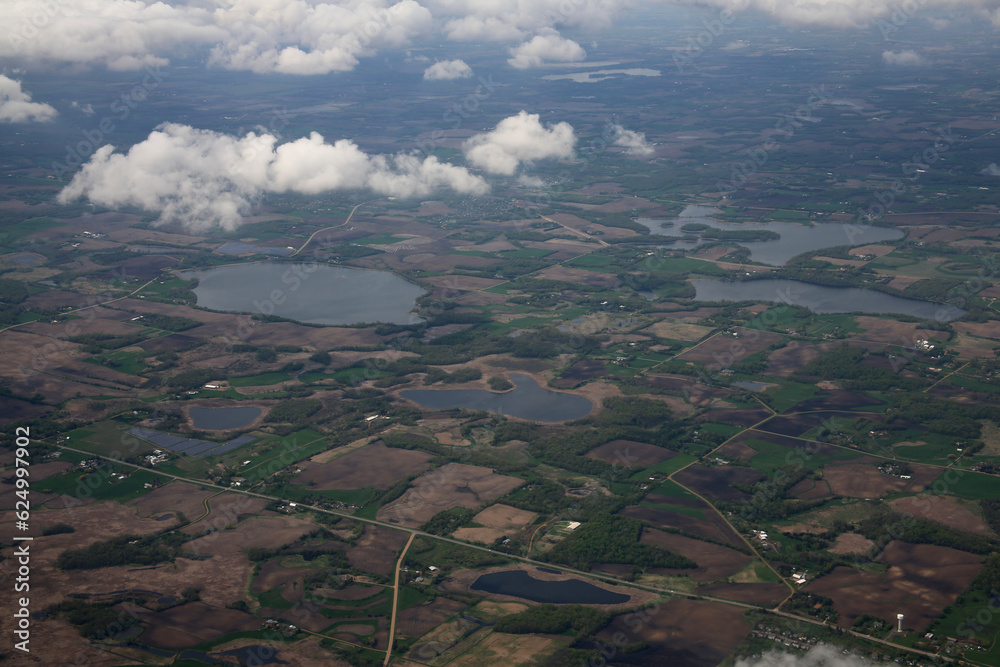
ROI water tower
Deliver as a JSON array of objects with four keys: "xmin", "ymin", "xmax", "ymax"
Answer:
[{"xmin": 896, "ymin": 613, "xmax": 904, "ymax": 632}]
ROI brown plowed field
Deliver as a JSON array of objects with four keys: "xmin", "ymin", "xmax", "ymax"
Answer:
[
  {"xmin": 396, "ymin": 598, "xmax": 467, "ymax": 638},
  {"xmin": 185, "ymin": 514, "xmax": 316, "ymax": 555},
  {"xmin": 451, "ymin": 503, "xmax": 537, "ymax": 544},
  {"xmin": 620, "ymin": 505, "xmax": 743, "ymax": 548},
  {"xmin": 346, "ymin": 524, "xmax": 409, "ymax": 576},
  {"xmin": 596, "ymin": 598, "xmax": 750, "ymax": 667},
  {"xmin": 890, "ymin": 495, "xmax": 994, "ymax": 537},
  {"xmin": 128, "ymin": 481, "xmax": 215, "ymax": 519},
  {"xmin": 376, "ymin": 463, "xmax": 524, "ymax": 528},
  {"xmin": 675, "ymin": 328, "xmax": 783, "ymax": 369},
  {"xmin": 673, "ymin": 464, "xmax": 764, "ymax": 502},
  {"xmin": 640, "ymin": 529, "xmax": 751, "ymax": 581},
  {"xmin": 806, "ymin": 541, "xmax": 982, "ymax": 631},
  {"xmin": 130, "ymin": 602, "xmax": 260, "ymax": 650},
  {"xmin": 821, "ymin": 463, "xmax": 939, "ymax": 499},
  {"xmin": 294, "ymin": 441, "xmax": 433, "ymax": 490}
]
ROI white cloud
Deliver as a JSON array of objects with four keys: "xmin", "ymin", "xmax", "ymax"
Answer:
[
  {"xmin": 735, "ymin": 644, "xmax": 881, "ymax": 667},
  {"xmin": 57, "ymin": 123, "xmax": 488, "ymax": 231},
  {"xmin": 0, "ymin": 0, "xmax": 621, "ymax": 75},
  {"xmin": 517, "ymin": 174, "xmax": 547, "ymax": 188},
  {"xmin": 71, "ymin": 101, "xmax": 95, "ymax": 115},
  {"xmin": 437, "ymin": 0, "xmax": 626, "ymax": 42},
  {"xmin": 6, "ymin": 0, "xmax": 1000, "ymax": 76},
  {"xmin": 722, "ymin": 40, "xmax": 750, "ymax": 50},
  {"xmin": 609, "ymin": 123, "xmax": 653, "ymax": 155},
  {"xmin": 464, "ymin": 110, "xmax": 576, "ymax": 175},
  {"xmin": 423, "ymin": 59, "xmax": 473, "ymax": 80},
  {"xmin": 689, "ymin": 0, "xmax": 1000, "ymax": 29},
  {"xmin": 0, "ymin": 76, "xmax": 57, "ymax": 123},
  {"xmin": 207, "ymin": 0, "xmax": 434, "ymax": 75},
  {"xmin": 508, "ymin": 29, "xmax": 587, "ymax": 69},
  {"xmin": 882, "ymin": 49, "xmax": 926, "ymax": 66},
  {"xmin": 3, "ymin": 0, "xmax": 215, "ymax": 71}
]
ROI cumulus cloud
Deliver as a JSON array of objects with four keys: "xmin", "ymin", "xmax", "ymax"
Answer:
[
  {"xmin": 437, "ymin": 0, "xmax": 625, "ymax": 42},
  {"xmin": 3, "ymin": 0, "xmax": 433, "ymax": 75},
  {"xmin": 735, "ymin": 644, "xmax": 882, "ymax": 667},
  {"xmin": 0, "ymin": 76, "xmax": 57, "ymax": 123},
  {"xmin": 517, "ymin": 174, "xmax": 547, "ymax": 188},
  {"xmin": 1, "ymin": 0, "xmax": 623, "ymax": 75},
  {"xmin": 208, "ymin": 0, "xmax": 434, "ymax": 75},
  {"xmin": 722, "ymin": 40, "xmax": 750, "ymax": 50},
  {"xmin": 882, "ymin": 49, "xmax": 926, "ymax": 66},
  {"xmin": 8, "ymin": 0, "xmax": 1000, "ymax": 76},
  {"xmin": 71, "ymin": 101, "xmax": 95, "ymax": 115},
  {"xmin": 423, "ymin": 59, "xmax": 473, "ymax": 80},
  {"xmin": 464, "ymin": 111, "xmax": 576, "ymax": 175},
  {"xmin": 609, "ymin": 123, "xmax": 654, "ymax": 155},
  {"xmin": 57, "ymin": 123, "xmax": 488, "ymax": 230},
  {"xmin": 508, "ymin": 29, "xmax": 587, "ymax": 69}
]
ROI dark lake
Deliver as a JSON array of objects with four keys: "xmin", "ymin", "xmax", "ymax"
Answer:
[
  {"xmin": 179, "ymin": 263, "xmax": 426, "ymax": 325},
  {"xmin": 400, "ymin": 373, "xmax": 592, "ymax": 422},
  {"xmin": 471, "ymin": 570, "xmax": 630, "ymax": 604},
  {"xmin": 636, "ymin": 205, "xmax": 903, "ymax": 266},
  {"xmin": 692, "ymin": 278, "xmax": 966, "ymax": 322},
  {"xmin": 189, "ymin": 406, "xmax": 261, "ymax": 430}
]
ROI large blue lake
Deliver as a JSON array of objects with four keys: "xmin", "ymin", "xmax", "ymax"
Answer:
[
  {"xmin": 692, "ymin": 278, "xmax": 966, "ymax": 321},
  {"xmin": 636, "ymin": 205, "xmax": 904, "ymax": 266},
  {"xmin": 179, "ymin": 263, "xmax": 425, "ymax": 326}
]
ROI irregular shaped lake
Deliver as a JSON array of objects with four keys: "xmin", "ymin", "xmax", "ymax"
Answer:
[
  {"xmin": 179, "ymin": 263, "xmax": 425, "ymax": 326},
  {"xmin": 636, "ymin": 205, "xmax": 904, "ymax": 266},
  {"xmin": 692, "ymin": 278, "xmax": 966, "ymax": 321},
  {"xmin": 471, "ymin": 570, "xmax": 630, "ymax": 604},
  {"xmin": 189, "ymin": 406, "xmax": 261, "ymax": 430},
  {"xmin": 400, "ymin": 373, "xmax": 592, "ymax": 422}
]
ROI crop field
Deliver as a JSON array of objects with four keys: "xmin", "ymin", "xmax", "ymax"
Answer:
[
  {"xmin": 185, "ymin": 513, "xmax": 316, "ymax": 555},
  {"xmin": 127, "ymin": 480, "xmax": 215, "ymax": 519},
  {"xmin": 596, "ymin": 598, "xmax": 751, "ymax": 667},
  {"xmin": 130, "ymin": 602, "xmax": 260, "ymax": 650},
  {"xmin": 397, "ymin": 597, "xmax": 467, "ymax": 639},
  {"xmin": 694, "ymin": 582, "xmax": 788, "ymax": 606},
  {"xmin": 376, "ymin": 463, "xmax": 524, "ymax": 528},
  {"xmin": 621, "ymin": 498, "xmax": 744, "ymax": 548},
  {"xmin": 889, "ymin": 496, "xmax": 994, "ymax": 537},
  {"xmin": 346, "ymin": 524, "xmax": 409, "ymax": 576},
  {"xmin": 639, "ymin": 529, "xmax": 752, "ymax": 581},
  {"xmin": 452, "ymin": 503, "xmax": 538, "ymax": 544},
  {"xmin": 806, "ymin": 541, "xmax": 983, "ymax": 631},
  {"xmin": 820, "ymin": 463, "xmax": 940, "ymax": 499},
  {"xmin": 674, "ymin": 328, "xmax": 784, "ymax": 368},
  {"xmin": 673, "ymin": 464, "xmax": 765, "ymax": 502},
  {"xmin": 293, "ymin": 441, "xmax": 433, "ymax": 490},
  {"xmin": 585, "ymin": 439, "xmax": 679, "ymax": 468}
]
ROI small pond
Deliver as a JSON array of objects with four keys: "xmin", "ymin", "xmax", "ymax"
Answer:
[
  {"xmin": 471, "ymin": 570, "xmax": 630, "ymax": 604},
  {"xmin": 400, "ymin": 373, "xmax": 592, "ymax": 422}
]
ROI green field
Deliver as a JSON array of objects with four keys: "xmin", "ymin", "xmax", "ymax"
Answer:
[{"xmin": 230, "ymin": 372, "xmax": 292, "ymax": 387}]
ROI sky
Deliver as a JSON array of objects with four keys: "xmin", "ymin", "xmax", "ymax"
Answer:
[{"xmin": 4, "ymin": 0, "xmax": 1000, "ymax": 228}]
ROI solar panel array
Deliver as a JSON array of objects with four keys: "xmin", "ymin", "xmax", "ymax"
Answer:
[{"xmin": 129, "ymin": 428, "xmax": 257, "ymax": 459}]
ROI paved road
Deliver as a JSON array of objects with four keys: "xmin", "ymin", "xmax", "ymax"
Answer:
[{"xmin": 54, "ymin": 444, "xmax": 954, "ymax": 664}]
